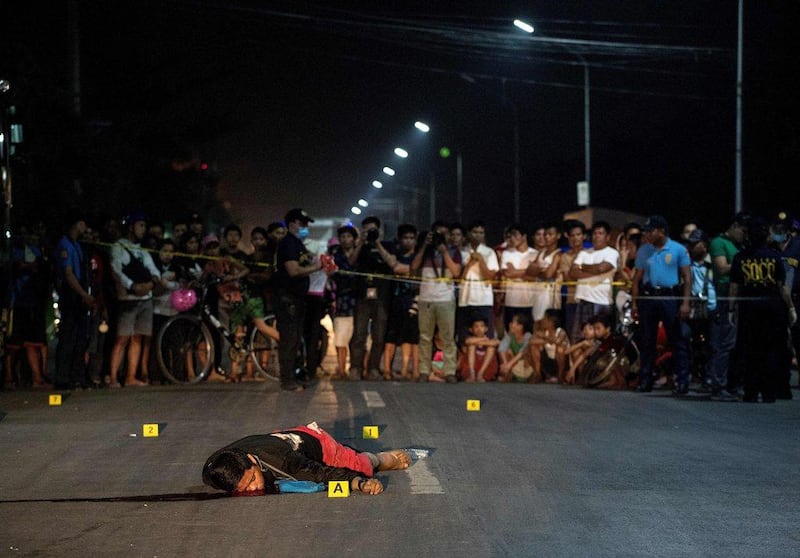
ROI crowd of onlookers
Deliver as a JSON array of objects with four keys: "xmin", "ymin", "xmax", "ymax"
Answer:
[{"xmin": 2, "ymin": 207, "xmax": 799, "ymax": 402}]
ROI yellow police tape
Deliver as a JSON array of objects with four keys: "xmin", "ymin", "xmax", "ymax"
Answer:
[
  {"xmin": 86, "ymin": 240, "xmax": 633, "ymax": 290},
  {"xmin": 85, "ymin": 240, "xmax": 759, "ymax": 301}
]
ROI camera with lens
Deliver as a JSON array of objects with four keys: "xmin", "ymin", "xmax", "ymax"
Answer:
[
  {"xmin": 431, "ymin": 231, "xmax": 447, "ymax": 248},
  {"xmin": 366, "ymin": 229, "xmax": 380, "ymax": 244},
  {"xmin": 408, "ymin": 295, "xmax": 419, "ymax": 317}
]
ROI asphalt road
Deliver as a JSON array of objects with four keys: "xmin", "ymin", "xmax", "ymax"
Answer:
[{"xmin": 1, "ymin": 380, "xmax": 799, "ymax": 557}]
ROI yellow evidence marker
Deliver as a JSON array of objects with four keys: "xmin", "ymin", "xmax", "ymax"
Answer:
[
  {"xmin": 362, "ymin": 425, "xmax": 379, "ymax": 439},
  {"xmin": 466, "ymin": 399, "xmax": 481, "ymax": 411},
  {"xmin": 48, "ymin": 394, "xmax": 62, "ymax": 406},
  {"xmin": 143, "ymin": 424, "xmax": 160, "ymax": 437},
  {"xmin": 328, "ymin": 481, "xmax": 350, "ymax": 498}
]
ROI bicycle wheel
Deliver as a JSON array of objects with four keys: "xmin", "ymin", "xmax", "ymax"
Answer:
[
  {"xmin": 248, "ymin": 323, "xmax": 280, "ymax": 381},
  {"xmin": 157, "ymin": 315, "xmax": 214, "ymax": 384}
]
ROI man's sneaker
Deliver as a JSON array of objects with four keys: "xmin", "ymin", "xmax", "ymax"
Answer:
[
  {"xmin": 299, "ymin": 375, "xmax": 317, "ymax": 388},
  {"xmin": 281, "ymin": 382, "xmax": 305, "ymax": 392},
  {"xmin": 711, "ymin": 389, "xmax": 738, "ymax": 402},
  {"xmin": 366, "ymin": 369, "xmax": 382, "ymax": 381},
  {"xmin": 445, "ymin": 375, "xmax": 458, "ymax": 384},
  {"xmin": 672, "ymin": 384, "xmax": 690, "ymax": 396},
  {"xmin": 349, "ymin": 368, "xmax": 362, "ymax": 381},
  {"xmin": 695, "ymin": 383, "xmax": 714, "ymax": 394}
]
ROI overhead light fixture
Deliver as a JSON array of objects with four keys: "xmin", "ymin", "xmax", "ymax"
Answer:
[
  {"xmin": 513, "ymin": 19, "xmax": 534, "ymax": 33},
  {"xmin": 358, "ymin": 199, "xmax": 368, "ymax": 207},
  {"xmin": 382, "ymin": 166, "xmax": 395, "ymax": 176},
  {"xmin": 414, "ymin": 121, "xmax": 430, "ymax": 133},
  {"xmin": 351, "ymin": 206, "xmax": 362, "ymax": 215},
  {"xmin": 372, "ymin": 180, "xmax": 383, "ymax": 189},
  {"xmin": 394, "ymin": 147, "xmax": 408, "ymax": 158}
]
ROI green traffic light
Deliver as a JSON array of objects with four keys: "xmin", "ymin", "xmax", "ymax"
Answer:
[{"xmin": 439, "ymin": 147, "xmax": 451, "ymax": 158}]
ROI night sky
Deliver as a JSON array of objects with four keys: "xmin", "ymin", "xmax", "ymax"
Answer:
[{"xmin": 3, "ymin": 1, "xmax": 798, "ymax": 241}]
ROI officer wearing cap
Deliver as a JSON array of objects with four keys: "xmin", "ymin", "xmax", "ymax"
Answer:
[
  {"xmin": 631, "ymin": 215, "xmax": 692, "ymax": 394},
  {"xmin": 274, "ymin": 209, "xmax": 324, "ymax": 391}
]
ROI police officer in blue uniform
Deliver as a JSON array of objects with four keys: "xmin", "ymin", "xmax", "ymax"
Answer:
[{"xmin": 631, "ymin": 215, "xmax": 693, "ymax": 394}]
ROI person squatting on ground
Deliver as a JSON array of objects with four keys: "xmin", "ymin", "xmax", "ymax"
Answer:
[
  {"xmin": 202, "ymin": 421, "xmax": 411, "ymax": 495},
  {"xmin": 529, "ymin": 308, "xmax": 569, "ymax": 384},
  {"xmin": 457, "ymin": 315, "xmax": 499, "ymax": 382},
  {"xmin": 497, "ymin": 313, "xmax": 534, "ymax": 382}
]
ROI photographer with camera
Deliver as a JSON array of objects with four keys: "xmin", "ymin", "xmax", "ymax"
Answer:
[
  {"xmin": 346, "ymin": 216, "xmax": 400, "ymax": 380},
  {"xmin": 411, "ymin": 220, "xmax": 462, "ymax": 383}
]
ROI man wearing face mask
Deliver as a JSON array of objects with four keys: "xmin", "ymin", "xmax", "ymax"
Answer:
[
  {"xmin": 274, "ymin": 209, "xmax": 323, "ymax": 391},
  {"xmin": 771, "ymin": 213, "xmax": 800, "ymax": 398}
]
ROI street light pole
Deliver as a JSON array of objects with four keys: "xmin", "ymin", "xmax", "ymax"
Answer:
[
  {"xmin": 513, "ymin": 103, "xmax": 520, "ymax": 223},
  {"xmin": 501, "ymin": 78, "xmax": 521, "ymax": 223},
  {"xmin": 456, "ymin": 152, "xmax": 463, "ymax": 223},
  {"xmin": 735, "ymin": 0, "xmax": 743, "ymax": 212},
  {"xmin": 513, "ymin": 20, "xmax": 591, "ymax": 204},
  {"xmin": 580, "ymin": 56, "xmax": 591, "ymax": 188}
]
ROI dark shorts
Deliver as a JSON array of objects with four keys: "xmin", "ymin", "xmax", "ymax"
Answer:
[
  {"xmin": 7, "ymin": 306, "xmax": 47, "ymax": 345},
  {"xmin": 116, "ymin": 299, "xmax": 154, "ymax": 337},
  {"xmin": 385, "ymin": 296, "xmax": 419, "ymax": 345}
]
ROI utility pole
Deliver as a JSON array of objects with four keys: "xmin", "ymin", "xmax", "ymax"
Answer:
[{"xmin": 735, "ymin": 0, "xmax": 744, "ymax": 212}]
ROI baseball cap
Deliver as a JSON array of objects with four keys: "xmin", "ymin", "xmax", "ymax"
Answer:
[
  {"xmin": 642, "ymin": 215, "xmax": 669, "ymax": 232},
  {"xmin": 266, "ymin": 221, "xmax": 286, "ymax": 234},
  {"xmin": 201, "ymin": 234, "xmax": 220, "ymax": 249},
  {"xmin": 123, "ymin": 210, "xmax": 147, "ymax": 226},
  {"xmin": 686, "ymin": 229, "xmax": 707, "ymax": 244},
  {"xmin": 284, "ymin": 208, "xmax": 314, "ymax": 224}
]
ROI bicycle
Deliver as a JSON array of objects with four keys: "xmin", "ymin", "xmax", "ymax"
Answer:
[{"xmin": 156, "ymin": 278, "xmax": 279, "ymax": 384}]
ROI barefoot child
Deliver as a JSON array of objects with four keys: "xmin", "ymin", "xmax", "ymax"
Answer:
[
  {"xmin": 565, "ymin": 319, "xmax": 598, "ymax": 385},
  {"xmin": 530, "ymin": 308, "xmax": 569, "ymax": 384},
  {"xmin": 498, "ymin": 313, "xmax": 534, "ymax": 382},
  {"xmin": 458, "ymin": 315, "xmax": 500, "ymax": 382}
]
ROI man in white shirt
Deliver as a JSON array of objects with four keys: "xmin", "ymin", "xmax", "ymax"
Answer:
[
  {"xmin": 568, "ymin": 221, "xmax": 619, "ymax": 342},
  {"xmin": 109, "ymin": 211, "xmax": 162, "ymax": 387},
  {"xmin": 500, "ymin": 223, "xmax": 538, "ymax": 332},
  {"xmin": 458, "ymin": 221, "xmax": 500, "ymax": 343}
]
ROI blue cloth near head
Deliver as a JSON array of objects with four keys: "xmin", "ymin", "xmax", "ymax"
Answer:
[{"xmin": 275, "ymin": 480, "xmax": 326, "ymax": 493}]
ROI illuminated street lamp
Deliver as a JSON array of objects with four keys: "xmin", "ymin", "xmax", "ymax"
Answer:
[
  {"xmin": 414, "ymin": 121, "xmax": 430, "ymax": 133},
  {"xmin": 513, "ymin": 19, "xmax": 534, "ymax": 33}
]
